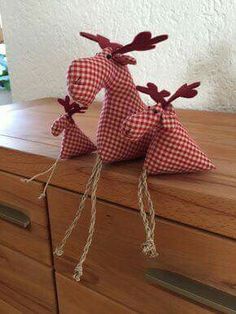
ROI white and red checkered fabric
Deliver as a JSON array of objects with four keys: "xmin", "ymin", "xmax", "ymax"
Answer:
[
  {"xmin": 121, "ymin": 104, "xmax": 162, "ymax": 142},
  {"xmin": 51, "ymin": 114, "xmax": 96, "ymax": 159},
  {"xmin": 66, "ymin": 46, "xmax": 214, "ymax": 171},
  {"xmin": 144, "ymin": 108, "xmax": 215, "ymax": 174},
  {"xmin": 67, "ymin": 47, "xmax": 152, "ymax": 163},
  {"xmin": 121, "ymin": 104, "xmax": 214, "ymax": 174}
]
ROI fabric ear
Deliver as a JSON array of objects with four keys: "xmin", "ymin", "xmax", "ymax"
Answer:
[{"xmin": 112, "ymin": 54, "xmax": 137, "ymax": 65}]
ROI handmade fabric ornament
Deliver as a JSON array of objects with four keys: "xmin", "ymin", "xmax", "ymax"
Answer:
[
  {"xmin": 122, "ymin": 82, "xmax": 215, "ymax": 173},
  {"xmin": 122, "ymin": 82, "xmax": 215, "ymax": 257},
  {"xmin": 21, "ymin": 96, "xmax": 96, "ymax": 199},
  {"xmin": 54, "ymin": 31, "xmax": 169, "ymax": 281},
  {"xmin": 52, "ymin": 96, "xmax": 96, "ymax": 159}
]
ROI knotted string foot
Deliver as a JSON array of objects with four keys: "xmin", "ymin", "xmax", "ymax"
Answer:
[
  {"xmin": 38, "ymin": 193, "xmax": 46, "ymax": 199},
  {"xmin": 142, "ymin": 239, "xmax": 159, "ymax": 258},
  {"xmin": 73, "ymin": 265, "xmax": 83, "ymax": 282},
  {"xmin": 138, "ymin": 168, "xmax": 159, "ymax": 258},
  {"xmin": 21, "ymin": 178, "xmax": 30, "ymax": 183},
  {"xmin": 54, "ymin": 247, "xmax": 64, "ymax": 257}
]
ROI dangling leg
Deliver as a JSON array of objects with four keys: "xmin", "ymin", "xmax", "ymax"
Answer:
[
  {"xmin": 73, "ymin": 158, "xmax": 102, "ymax": 281},
  {"xmin": 138, "ymin": 168, "xmax": 158, "ymax": 258},
  {"xmin": 54, "ymin": 154, "xmax": 102, "ymax": 260},
  {"xmin": 21, "ymin": 155, "xmax": 61, "ymax": 199}
]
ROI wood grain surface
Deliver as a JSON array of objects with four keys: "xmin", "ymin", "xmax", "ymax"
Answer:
[
  {"xmin": 0, "ymin": 98, "xmax": 235, "ymax": 239},
  {"xmin": 56, "ymin": 273, "xmax": 136, "ymax": 314},
  {"xmin": 0, "ymin": 299, "xmax": 21, "ymax": 314},
  {"xmin": 0, "ymin": 243, "xmax": 57, "ymax": 313},
  {"xmin": 0, "ymin": 171, "xmax": 52, "ymax": 265},
  {"xmin": 47, "ymin": 186, "xmax": 230, "ymax": 313}
]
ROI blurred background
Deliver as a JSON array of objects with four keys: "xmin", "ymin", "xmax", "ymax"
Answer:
[
  {"xmin": 0, "ymin": 0, "xmax": 235, "ymax": 111},
  {"xmin": 0, "ymin": 13, "xmax": 11, "ymax": 105}
]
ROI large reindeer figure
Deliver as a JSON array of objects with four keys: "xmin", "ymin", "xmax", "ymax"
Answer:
[
  {"xmin": 53, "ymin": 32, "xmax": 169, "ymax": 281},
  {"xmin": 67, "ymin": 31, "xmax": 168, "ymax": 163}
]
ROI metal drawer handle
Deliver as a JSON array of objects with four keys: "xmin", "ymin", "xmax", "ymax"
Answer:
[
  {"xmin": 146, "ymin": 269, "xmax": 236, "ymax": 314},
  {"xmin": 0, "ymin": 204, "xmax": 31, "ymax": 229}
]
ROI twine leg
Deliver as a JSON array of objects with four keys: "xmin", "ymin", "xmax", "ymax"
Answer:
[
  {"xmin": 21, "ymin": 155, "xmax": 61, "ymax": 199},
  {"xmin": 54, "ymin": 155, "xmax": 102, "ymax": 258},
  {"xmin": 38, "ymin": 156, "xmax": 60, "ymax": 199},
  {"xmin": 138, "ymin": 169, "xmax": 158, "ymax": 258},
  {"xmin": 20, "ymin": 163, "xmax": 56, "ymax": 183},
  {"xmin": 73, "ymin": 158, "xmax": 102, "ymax": 281}
]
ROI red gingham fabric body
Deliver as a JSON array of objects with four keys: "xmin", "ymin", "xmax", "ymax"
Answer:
[
  {"xmin": 67, "ymin": 48, "xmax": 153, "ymax": 163},
  {"xmin": 51, "ymin": 114, "xmax": 96, "ymax": 159},
  {"xmin": 121, "ymin": 104, "xmax": 215, "ymax": 174},
  {"xmin": 144, "ymin": 107, "xmax": 215, "ymax": 174},
  {"xmin": 97, "ymin": 69, "xmax": 153, "ymax": 163}
]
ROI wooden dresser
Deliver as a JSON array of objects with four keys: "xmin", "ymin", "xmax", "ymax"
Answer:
[{"xmin": 0, "ymin": 98, "xmax": 235, "ymax": 314}]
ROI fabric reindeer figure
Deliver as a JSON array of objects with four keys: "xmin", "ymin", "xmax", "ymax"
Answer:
[
  {"xmin": 52, "ymin": 96, "xmax": 96, "ymax": 159},
  {"xmin": 122, "ymin": 82, "xmax": 215, "ymax": 256},
  {"xmin": 54, "ymin": 31, "xmax": 169, "ymax": 281},
  {"xmin": 22, "ymin": 96, "xmax": 96, "ymax": 199}
]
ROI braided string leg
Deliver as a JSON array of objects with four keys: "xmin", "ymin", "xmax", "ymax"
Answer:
[
  {"xmin": 138, "ymin": 169, "xmax": 158, "ymax": 258},
  {"xmin": 54, "ymin": 155, "xmax": 102, "ymax": 258},
  {"xmin": 21, "ymin": 155, "xmax": 61, "ymax": 199},
  {"xmin": 73, "ymin": 158, "xmax": 102, "ymax": 281}
]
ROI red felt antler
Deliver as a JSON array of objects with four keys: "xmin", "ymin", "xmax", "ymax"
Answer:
[
  {"xmin": 136, "ymin": 83, "xmax": 170, "ymax": 107},
  {"xmin": 113, "ymin": 31, "xmax": 168, "ymax": 55},
  {"xmin": 80, "ymin": 32, "xmax": 122, "ymax": 51},
  {"xmin": 166, "ymin": 82, "xmax": 201, "ymax": 106},
  {"xmin": 58, "ymin": 96, "xmax": 87, "ymax": 117},
  {"xmin": 137, "ymin": 82, "xmax": 200, "ymax": 109}
]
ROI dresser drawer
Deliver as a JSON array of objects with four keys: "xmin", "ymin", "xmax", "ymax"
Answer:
[
  {"xmin": 0, "ymin": 171, "xmax": 51, "ymax": 265},
  {"xmin": 47, "ymin": 187, "xmax": 233, "ymax": 313},
  {"xmin": 56, "ymin": 273, "xmax": 135, "ymax": 313},
  {"xmin": 0, "ymin": 243, "xmax": 57, "ymax": 313}
]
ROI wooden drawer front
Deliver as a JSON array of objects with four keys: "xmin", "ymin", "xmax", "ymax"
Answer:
[
  {"xmin": 0, "ymin": 243, "xmax": 57, "ymax": 313},
  {"xmin": 56, "ymin": 273, "xmax": 135, "ymax": 314},
  {"xmin": 0, "ymin": 171, "xmax": 51, "ymax": 265},
  {"xmin": 47, "ymin": 187, "xmax": 234, "ymax": 313}
]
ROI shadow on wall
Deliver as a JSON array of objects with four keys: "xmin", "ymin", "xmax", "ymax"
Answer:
[{"xmin": 186, "ymin": 43, "xmax": 236, "ymax": 112}]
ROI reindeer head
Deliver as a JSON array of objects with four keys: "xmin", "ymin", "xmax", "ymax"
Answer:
[
  {"xmin": 67, "ymin": 31, "xmax": 168, "ymax": 107},
  {"xmin": 51, "ymin": 96, "xmax": 87, "ymax": 136}
]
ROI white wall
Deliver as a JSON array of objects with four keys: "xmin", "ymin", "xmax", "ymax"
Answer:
[{"xmin": 0, "ymin": 0, "xmax": 235, "ymax": 112}]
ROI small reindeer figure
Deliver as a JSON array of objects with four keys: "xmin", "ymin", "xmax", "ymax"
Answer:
[
  {"xmin": 52, "ymin": 95, "xmax": 96, "ymax": 159},
  {"xmin": 123, "ymin": 81, "xmax": 215, "ymax": 173},
  {"xmin": 22, "ymin": 96, "xmax": 96, "ymax": 199},
  {"xmin": 122, "ymin": 82, "xmax": 215, "ymax": 258},
  {"xmin": 67, "ymin": 31, "xmax": 168, "ymax": 162}
]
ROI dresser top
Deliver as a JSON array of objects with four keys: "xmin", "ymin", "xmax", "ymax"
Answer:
[{"xmin": 0, "ymin": 98, "xmax": 235, "ymax": 238}]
